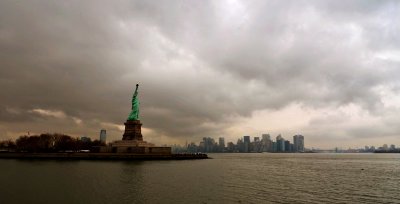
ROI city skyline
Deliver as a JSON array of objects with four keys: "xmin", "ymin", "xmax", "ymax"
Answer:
[
  {"xmin": 1, "ymin": 1, "xmax": 400, "ymax": 149},
  {"xmin": 184, "ymin": 134, "xmax": 306, "ymax": 153},
  {"xmin": 174, "ymin": 134, "xmax": 399, "ymax": 152}
]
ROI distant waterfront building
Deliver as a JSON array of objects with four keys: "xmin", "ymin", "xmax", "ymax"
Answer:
[
  {"xmin": 218, "ymin": 137, "xmax": 225, "ymax": 152},
  {"xmin": 284, "ymin": 140, "xmax": 291, "ymax": 152},
  {"xmin": 390, "ymin": 144, "xmax": 396, "ymax": 150},
  {"xmin": 276, "ymin": 134, "xmax": 285, "ymax": 152},
  {"xmin": 370, "ymin": 146, "xmax": 376, "ymax": 151},
  {"xmin": 100, "ymin": 129, "xmax": 107, "ymax": 143},
  {"xmin": 276, "ymin": 139, "xmax": 285, "ymax": 152},
  {"xmin": 293, "ymin": 135, "xmax": 305, "ymax": 152},
  {"xmin": 202, "ymin": 137, "xmax": 216, "ymax": 153},
  {"xmin": 219, "ymin": 137, "xmax": 225, "ymax": 148},
  {"xmin": 237, "ymin": 138, "xmax": 244, "ymax": 152},
  {"xmin": 187, "ymin": 142, "xmax": 197, "ymax": 153},
  {"xmin": 262, "ymin": 134, "xmax": 272, "ymax": 152},
  {"xmin": 383, "ymin": 144, "xmax": 388, "ymax": 151},
  {"xmin": 227, "ymin": 142, "xmax": 235, "ymax": 152},
  {"xmin": 272, "ymin": 141, "xmax": 277, "ymax": 152},
  {"xmin": 253, "ymin": 137, "xmax": 262, "ymax": 152},
  {"xmin": 243, "ymin": 136, "xmax": 250, "ymax": 153},
  {"xmin": 199, "ymin": 141, "xmax": 205, "ymax": 151},
  {"xmin": 262, "ymin": 134, "xmax": 271, "ymax": 141},
  {"xmin": 81, "ymin": 136, "xmax": 91, "ymax": 143}
]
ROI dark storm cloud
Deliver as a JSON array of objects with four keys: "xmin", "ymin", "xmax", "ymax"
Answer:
[{"xmin": 0, "ymin": 0, "xmax": 399, "ymax": 144}]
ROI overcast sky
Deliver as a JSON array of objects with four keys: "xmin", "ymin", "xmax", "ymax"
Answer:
[{"xmin": 0, "ymin": 0, "xmax": 399, "ymax": 148}]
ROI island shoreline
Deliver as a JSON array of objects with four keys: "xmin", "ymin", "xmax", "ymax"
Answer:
[{"xmin": 0, "ymin": 152, "xmax": 209, "ymax": 160}]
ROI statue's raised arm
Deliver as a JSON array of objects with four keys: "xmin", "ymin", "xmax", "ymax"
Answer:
[
  {"xmin": 132, "ymin": 84, "xmax": 139, "ymax": 106},
  {"xmin": 127, "ymin": 84, "xmax": 140, "ymax": 120}
]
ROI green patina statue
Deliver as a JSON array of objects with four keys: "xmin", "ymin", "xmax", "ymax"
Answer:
[{"xmin": 127, "ymin": 84, "xmax": 140, "ymax": 120}]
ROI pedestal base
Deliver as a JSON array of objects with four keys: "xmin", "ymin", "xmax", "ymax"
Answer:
[
  {"xmin": 105, "ymin": 119, "xmax": 170, "ymax": 154},
  {"xmin": 122, "ymin": 120, "xmax": 143, "ymax": 141}
]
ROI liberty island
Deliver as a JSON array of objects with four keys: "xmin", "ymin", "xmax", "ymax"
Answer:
[{"xmin": 0, "ymin": 84, "xmax": 208, "ymax": 160}]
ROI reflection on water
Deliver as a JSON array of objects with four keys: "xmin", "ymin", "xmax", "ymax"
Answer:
[{"xmin": 1, "ymin": 153, "xmax": 400, "ymax": 204}]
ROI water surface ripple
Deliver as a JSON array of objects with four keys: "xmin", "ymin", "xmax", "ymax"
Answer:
[{"xmin": 0, "ymin": 153, "xmax": 399, "ymax": 203}]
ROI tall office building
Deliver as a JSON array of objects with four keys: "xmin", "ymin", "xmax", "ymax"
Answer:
[
  {"xmin": 370, "ymin": 146, "xmax": 376, "ymax": 151},
  {"xmin": 219, "ymin": 137, "xmax": 225, "ymax": 151},
  {"xmin": 272, "ymin": 141, "xmax": 277, "ymax": 152},
  {"xmin": 262, "ymin": 134, "xmax": 272, "ymax": 152},
  {"xmin": 276, "ymin": 139, "xmax": 285, "ymax": 152},
  {"xmin": 227, "ymin": 142, "xmax": 235, "ymax": 152},
  {"xmin": 390, "ymin": 144, "xmax": 396, "ymax": 150},
  {"xmin": 100, "ymin": 129, "xmax": 107, "ymax": 143},
  {"xmin": 284, "ymin": 140, "xmax": 291, "ymax": 152},
  {"xmin": 243, "ymin": 136, "xmax": 250, "ymax": 153},
  {"xmin": 202, "ymin": 137, "xmax": 215, "ymax": 153},
  {"xmin": 262, "ymin": 134, "xmax": 271, "ymax": 141},
  {"xmin": 276, "ymin": 134, "xmax": 285, "ymax": 152},
  {"xmin": 253, "ymin": 137, "xmax": 262, "ymax": 152},
  {"xmin": 219, "ymin": 137, "xmax": 225, "ymax": 147},
  {"xmin": 237, "ymin": 138, "xmax": 244, "ymax": 152},
  {"xmin": 382, "ymin": 144, "xmax": 388, "ymax": 150},
  {"xmin": 293, "ymin": 135, "xmax": 304, "ymax": 152}
]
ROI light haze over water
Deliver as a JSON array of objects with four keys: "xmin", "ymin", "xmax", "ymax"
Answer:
[{"xmin": 1, "ymin": 153, "xmax": 399, "ymax": 203}]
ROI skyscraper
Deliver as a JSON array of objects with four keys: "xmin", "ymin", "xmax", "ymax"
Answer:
[
  {"xmin": 243, "ymin": 136, "xmax": 250, "ymax": 153},
  {"xmin": 253, "ymin": 137, "xmax": 261, "ymax": 152},
  {"xmin": 202, "ymin": 137, "xmax": 216, "ymax": 152},
  {"xmin": 284, "ymin": 140, "xmax": 291, "ymax": 152},
  {"xmin": 237, "ymin": 138, "xmax": 244, "ymax": 152},
  {"xmin": 383, "ymin": 144, "xmax": 388, "ymax": 150},
  {"xmin": 262, "ymin": 134, "xmax": 271, "ymax": 141},
  {"xmin": 219, "ymin": 137, "xmax": 225, "ymax": 152},
  {"xmin": 100, "ymin": 129, "xmax": 107, "ymax": 143},
  {"xmin": 276, "ymin": 134, "xmax": 285, "ymax": 152},
  {"xmin": 293, "ymin": 135, "xmax": 304, "ymax": 152},
  {"xmin": 262, "ymin": 134, "xmax": 272, "ymax": 152},
  {"xmin": 219, "ymin": 137, "xmax": 225, "ymax": 148},
  {"xmin": 390, "ymin": 144, "xmax": 396, "ymax": 150}
]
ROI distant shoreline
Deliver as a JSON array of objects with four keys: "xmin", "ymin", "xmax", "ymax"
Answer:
[{"xmin": 0, "ymin": 152, "xmax": 209, "ymax": 160}]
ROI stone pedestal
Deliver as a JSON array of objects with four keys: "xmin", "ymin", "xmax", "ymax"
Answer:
[
  {"xmin": 101, "ymin": 118, "xmax": 171, "ymax": 155},
  {"xmin": 122, "ymin": 120, "xmax": 143, "ymax": 141}
]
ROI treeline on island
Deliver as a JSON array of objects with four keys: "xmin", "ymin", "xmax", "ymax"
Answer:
[{"xmin": 0, "ymin": 133, "xmax": 105, "ymax": 153}]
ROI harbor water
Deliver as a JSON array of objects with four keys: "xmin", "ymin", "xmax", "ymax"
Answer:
[{"xmin": 1, "ymin": 153, "xmax": 399, "ymax": 203}]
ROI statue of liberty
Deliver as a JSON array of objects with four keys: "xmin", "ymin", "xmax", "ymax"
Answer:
[{"xmin": 127, "ymin": 84, "xmax": 140, "ymax": 120}]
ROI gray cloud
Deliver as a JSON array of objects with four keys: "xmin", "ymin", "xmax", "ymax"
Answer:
[{"xmin": 0, "ymin": 0, "xmax": 399, "ymax": 147}]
